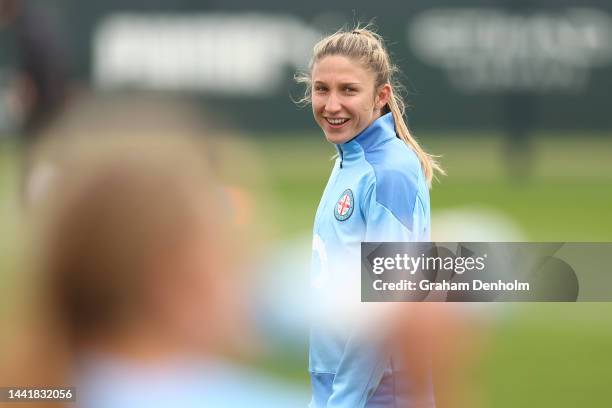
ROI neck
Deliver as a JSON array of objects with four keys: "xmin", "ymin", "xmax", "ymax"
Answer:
[{"xmin": 80, "ymin": 323, "xmax": 210, "ymax": 364}]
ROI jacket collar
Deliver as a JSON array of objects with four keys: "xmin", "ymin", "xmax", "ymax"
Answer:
[{"xmin": 335, "ymin": 113, "xmax": 396, "ymax": 164}]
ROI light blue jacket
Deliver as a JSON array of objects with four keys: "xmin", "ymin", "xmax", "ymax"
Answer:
[
  {"xmin": 76, "ymin": 354, "xmax": 308, "ymax": 408},
  {"xmin": 309, "ymin": 113, "xmax": 433, "ymax": 408}
]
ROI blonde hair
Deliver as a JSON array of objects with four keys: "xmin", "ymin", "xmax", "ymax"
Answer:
[
  {"xmin": 296, "ymin": 25, "xmax": 444, "ymax": 186},
  {"xmin": 1, "ymin": 116, "xmax": 237, "ymax": 395}
]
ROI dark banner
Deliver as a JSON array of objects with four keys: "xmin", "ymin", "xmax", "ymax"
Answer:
[
  {"xmin": 361, "ymin": 242, "xmax": 612, "ymax": 302},
  {"xmin": 2, "ymin": 1, "xmax": 612, "ymax": 132}
]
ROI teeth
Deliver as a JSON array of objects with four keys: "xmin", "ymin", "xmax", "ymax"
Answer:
[{"xmin": 326, "ymin": 118, "xmax": 348, "ymax": 125}]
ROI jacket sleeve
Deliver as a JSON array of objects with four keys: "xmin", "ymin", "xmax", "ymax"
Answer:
[
  {"xmin": 326, "ymin": 330, "xmax": 389, "ymax": 407},
  {"xmin": 363, "ymin": 178, "xmax": 426, "ymax": 243}
]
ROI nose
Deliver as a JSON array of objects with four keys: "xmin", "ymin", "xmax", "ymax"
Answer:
[{"xmin": 324, "ymin": 92, "xmax": 341, "ymax": 114}]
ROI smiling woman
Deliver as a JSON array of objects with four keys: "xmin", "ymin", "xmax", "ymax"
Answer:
[
  {"xmin": 311, "ymin": 55, "xmax": 391, "ymax": 144},
  {"xmin": 296, "ymin": 26, "xmax": 445, "ymax": 408}
]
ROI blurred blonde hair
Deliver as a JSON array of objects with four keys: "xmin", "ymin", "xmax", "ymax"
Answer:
[
  {"xmin": 1, "ymin": 129, "xmax": 237, "ymax": 395},
  {"xmin": 40, "ymin": 134, "xmax": 229, "ymax": 343},
  {"xmin": 296, "ymin": 24, "xmax": 444, "ymax": 186}
]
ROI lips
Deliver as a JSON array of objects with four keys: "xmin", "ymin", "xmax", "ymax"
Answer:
[{"xmin": 324, "ymin": 117, "xmax": 350, "ymax": 128}]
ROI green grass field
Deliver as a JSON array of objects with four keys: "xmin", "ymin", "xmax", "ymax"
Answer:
[
  {"xmin": 255, "ymin": 132, "xmax": 612, "ymax": 240},
  {"xmin": 1, "ymin": 131, "xmax": 611, "ymax": 406}
]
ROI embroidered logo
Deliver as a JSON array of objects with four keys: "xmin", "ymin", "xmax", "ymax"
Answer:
[{"xmin": 334, "ymin": 189, "xmax": 354, "ymax": 221}]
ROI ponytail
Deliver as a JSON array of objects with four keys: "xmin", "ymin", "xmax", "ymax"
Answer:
[{"xmin": 386, "ymin": 89, "xmax": 445, "ymax": 187}]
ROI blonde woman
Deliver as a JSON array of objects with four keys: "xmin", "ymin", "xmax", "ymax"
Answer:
[{"xmin": 297, "ymin": 26, "xmax": 443, "ymax": 407}]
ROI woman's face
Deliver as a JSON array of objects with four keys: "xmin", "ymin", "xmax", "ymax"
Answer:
[{"xmin": 311, "ymin": 55, "xmax": 389, "ymax": 144}]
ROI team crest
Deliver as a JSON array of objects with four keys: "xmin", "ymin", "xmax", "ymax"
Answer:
[{"xmin": 334, "ymin": 189, "xmax": 354, "ymax": 221}]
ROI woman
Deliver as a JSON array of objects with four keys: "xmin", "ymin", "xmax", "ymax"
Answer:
[
  {"xmin": 1, "ymin": 126, "xmax": 306, "ymax": 407},
  {"xmin": 296, "ymin": 26, "xmax": 444, "ymax": 407}
]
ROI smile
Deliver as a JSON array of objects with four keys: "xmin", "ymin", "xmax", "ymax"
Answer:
[{"xmin": 325, "ymin": 117, "xmax": 350, "ymax": 127}]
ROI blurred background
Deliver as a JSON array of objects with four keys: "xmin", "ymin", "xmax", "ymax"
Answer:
[{"xmin": 1, "ymin": 0, "xmax": 611, "ymax": 407}]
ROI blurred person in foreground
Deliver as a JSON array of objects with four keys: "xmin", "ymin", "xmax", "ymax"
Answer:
[
  {"xmin": 0, "ymin": 132, "xmax": 306, "ymax": 407},
  {"xmin": 386, "ymin": 303, "xmax": 487, "ymax": 408}
]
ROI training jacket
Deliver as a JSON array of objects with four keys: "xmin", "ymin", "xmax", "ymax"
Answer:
[{"xmin": 309, "ymin": 112, "xmax": 433, "ymax": 408}]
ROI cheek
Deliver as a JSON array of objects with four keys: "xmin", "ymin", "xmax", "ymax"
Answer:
[
  {"xmin": 311, "ymin": 97, "xmax": 324, "ymax": 114},
  {"xmin": 359, "ymin": 95, "xmax": 377, "ymax": 112}
]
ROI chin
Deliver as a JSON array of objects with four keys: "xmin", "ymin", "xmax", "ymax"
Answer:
[
  {"xmin": 324, "ymin": 134, "xmax": 343, "ymax": 144},
  {"xmin": 323, "ymin": 130, "xmax": 352, "ymax": 145}
]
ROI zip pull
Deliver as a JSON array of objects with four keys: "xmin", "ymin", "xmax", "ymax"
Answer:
[{"xmin": 338, "ymin": 145, "xmax": 343, "ymax": 169}]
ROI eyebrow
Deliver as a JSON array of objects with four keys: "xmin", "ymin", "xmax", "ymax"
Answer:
[{"xmin": 313, "ymin": 81, "xmax": 362, "ymax": 86}]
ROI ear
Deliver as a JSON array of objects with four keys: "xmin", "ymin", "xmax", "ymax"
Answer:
[{"xmin": 375, "ymin": 83, "xmax": 392, "ymax": 111}]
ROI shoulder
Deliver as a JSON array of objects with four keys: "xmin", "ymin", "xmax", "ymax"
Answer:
[
  {"xmin": 361, "ymin": 138, "xmax": 426, "ymax": 228},
  {"xmin": 363, "ymin": 137, "xmax": 423, "ymax": 200},
  {"xmin": 76, "ymin": 357, "xmax": 307, "ymax": 408},
  {"xmin": 363, "ymin": 137, "xmax": 421, "ymax": 180}
]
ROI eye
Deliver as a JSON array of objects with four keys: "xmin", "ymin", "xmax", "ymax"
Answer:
[
  {"xmin": 314, "ymin": 85, "xmax": 328, "ymax": 93},
  {"xmin": 344, "ymin": 86, "xmax": 356, "ymax": 93}
]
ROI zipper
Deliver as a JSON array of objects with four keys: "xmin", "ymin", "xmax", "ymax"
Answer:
[
  {"xmin": 338, "ymin": 145, "xmax": 344, "ymax": 169},
  {"xmin": 314, "ymin": 157, "xmax": 343, "ymax": 232}
]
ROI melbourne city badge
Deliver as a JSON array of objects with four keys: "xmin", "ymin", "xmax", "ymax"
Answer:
[{"xmin": 334, "ymin": 189, "xmax": 354, "ymax": 221}]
